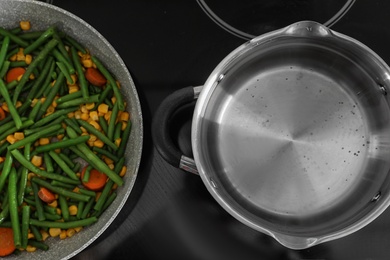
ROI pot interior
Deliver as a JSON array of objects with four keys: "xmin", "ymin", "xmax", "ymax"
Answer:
[{"xmin": 194, "ymin": 33, "xmax": 390, "ymax": 239}]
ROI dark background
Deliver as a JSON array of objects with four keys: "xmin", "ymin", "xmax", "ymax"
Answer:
[{"xmin": 46, "ymin": 1, "xmax": 390, "ymax": 259}]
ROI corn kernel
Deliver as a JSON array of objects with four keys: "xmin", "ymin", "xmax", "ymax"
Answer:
[
  {"xmin": 15, "ymin": 101, "xmax": 22, "ymax": 108},
  {"xmin": 29, "ymin": 73, "xmax": 35, "ymax": 80},
  {"xmin": 60, "ymin": 230, "xmax": 67, "ymax": 239},
  {"xmin": 82, "ymin": 59, "xmax": 93, "ymax": 68},
  {"xmin": 57, "ymin": 134, "xmax": 64, "ymax": 140},
  {"xmin": 69, "ymin": 205, "xmax": 78, "ymax": 216},
  {"xmin": 25, "ymin": 54, "xmax": 32, "ymax": 65},
  {"xmin": 0, "ymin": 157, "xmax": 4, "ymax": 164},
  {"xmin": 31, "ymin": 155, "xmax": 42, "ymax": 167},
  {"xmin": 108, "ymin": 163, "xmax": 115, "ymax": 170},
  {"xmin": 6, "ymin": 134, "xmax": 17, "ymax": 144},
  {"xmin": 40, "ymin": 230, "xmax": 49, "ymax": 241},
  {"xmin": 26, "ymin": 245, "xmax": 37, "ymax": 252},
  {"xmin": 115, "ymin": 138, "xmax": 121, "ymax": 147},
  {"xmin": 85, "ymin": 103, "xmax": 95, "ymax": 111},
  {"xmin": 9, "ymin": 54, "xmax": 16, "ymax": 61},
  {"xmin": 119, "ymin": 166, "xmax": 127, "ymax": 177},
  {"xmin": 104, "ymin": 111, "xmax": 112, "ymax": 122},
  {"xmin": 95, "ymin": 192, "xmax": 102, "ymax": 202},
  {"xmin": 14, "ymin": 132, "xmax": 24, "ymax": 140},
  {"xmin": 74, "ymin": 227, "xmax": 83, "ymax": 233},
  {"xmin": 103, "ymin": 156, "xmax": 114, "ymax": 165},
  {"xmin": 27, "ymin": 172, "xmax": 36, "ymax": 181},
  {"xmin": 67, "ymin": 74, "xmax": 77, "ymax": 85},
  {"xmin": 74, "ymin": 110, "xmax": 82, "ymax": 119},
  {"xmin": 80, "ymin": 126, "xmax": 87, "ymax": 133},
  {"xmin": 120, "ymin": 111, "xmax": 130, "ymax": 122},
  {"xmin": 112, "ymin": 183, "xmax": 118, "ymax": 190},
  {"xmin": 121, "ymin": 122, "xmax": 127, "ymax": 131},
  {"xmin": 68, "ymin": 85, "xmax": 79, "ymax": 93},
  {"xmin": 67, "ymin": 112, "xmax": 75, "ymax": 118},
  {"xmin": 89, "ymin": 111, "xmax": 99, "ymax": 121},
  {"xmin": 27, "ymin": 233, "xmax": 35, "ymax": 239},
  {"xmin": 111, "ymin": 96, "xmax": 116, "ymax": 104},
  {"xmin": 89, "ymin": 134, "xmax": 97, "ymax": 142},
  {"xmin": 67, "ymin": 228, "xmax": 76, "ymax": 238},
  {"xmin": 16, "ymin": 48, "xmax": 25, "ymax": 61},
  {"xmin": 97, "ymin": 103, "xmax": 109, "ymax": 114},
  {"xmin": 46, "ymin": 105, "xmax": 55, "ymax": 115},
  {"xmin": 49, "ymin": 228, "xmax": 62, "ymax": 237},
  {"xmin": 89, "ymin": 120, "xmax": 100, "ymax": 130},
  {"xmin": 93, "ymin": 139, "xmax": 104, "ymax": 148},
  {"xmin": 20, "ymin": 21, "xmax": 31, "ymax": 31},
  {"xmin": 39, "ymin": 138, "xmax": 50, "ymax": 146},
  {"xmin": 56, "ymin": 208, "xmax": 61, "ymax": 215},
  {"xmin": 73, "ymin": 187, "xmax": 80, "ymax": 193},
  {"xmin": 47, "ymin": 200, "xmax": 58, "ymax": 208},
  {"xmin": 1, "ymin": 102, "xmax": 8, "ymax": 112}
]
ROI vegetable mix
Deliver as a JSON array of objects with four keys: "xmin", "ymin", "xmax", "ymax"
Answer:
[{"xmin": 0, "ymin": 21, "xmax": 131, "ymax": 256}]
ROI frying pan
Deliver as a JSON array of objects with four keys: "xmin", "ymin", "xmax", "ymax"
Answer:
[
  {"xmin": 0, "ymin": 0, "xmax": 143, "ymax": 259},
  {"xmin": 153, "ymin": 21, "xmax": 390, "ymax": 249}
]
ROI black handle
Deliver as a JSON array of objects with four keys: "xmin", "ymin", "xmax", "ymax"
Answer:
[{"xmin": 152, "ymin": 86, "xmax": 201, "ymax": 174}]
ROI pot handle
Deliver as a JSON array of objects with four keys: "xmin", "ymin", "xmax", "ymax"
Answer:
[
  {"xmin": 284, "ymin": 21, "xmax": 332, "ymax": 37},
  {"xmin": 152, "ymin": 86, "xmax": 202, "ymax": 175}
]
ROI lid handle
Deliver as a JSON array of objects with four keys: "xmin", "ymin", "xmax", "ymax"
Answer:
[{"xmin": 284, "ymin": 21, "xmax": 332, "ymax": 37}]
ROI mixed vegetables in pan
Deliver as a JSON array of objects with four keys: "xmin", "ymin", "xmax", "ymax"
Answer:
[{"xmin": 0, "ymin": 21, "xmax": 131, "ymax": 256}]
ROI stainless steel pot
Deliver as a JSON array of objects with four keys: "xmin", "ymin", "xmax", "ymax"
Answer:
[
  {"xmin": 153, "ymin": 21, "xmax": 390, "ymax": 249},
  {"xmin": 0, "ymin": 0, "xmax": 143, "ymax": 259}
]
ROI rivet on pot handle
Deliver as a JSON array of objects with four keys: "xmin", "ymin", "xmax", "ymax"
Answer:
[
  {"xmin": 284, "ymin": 21, "xmax": 332, "ymax": 37},
  {"xmin": 152, "ymin": 86, "xmax": 202, "ymax": 175}
]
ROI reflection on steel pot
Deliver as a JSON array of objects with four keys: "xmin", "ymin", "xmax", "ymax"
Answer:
[
  {"xmin": 152, "ymin": 21, "xmax": 390, "ymax": 249},
  {"xmin": 0, "ymin": 0, "xmax": 143, "ymax": 259}
]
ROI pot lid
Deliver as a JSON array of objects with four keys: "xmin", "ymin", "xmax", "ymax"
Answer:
[{"xmin": 197, "ymin": 0, "xmax": 355, "ymax": 40}]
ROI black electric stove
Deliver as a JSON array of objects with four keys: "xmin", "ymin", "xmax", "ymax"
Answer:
[{"xmin": 44, "ymin": 1, "xmax": 390, "ymax": 259}]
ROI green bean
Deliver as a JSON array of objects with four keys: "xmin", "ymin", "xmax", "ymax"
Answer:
[
  {"xmin": 0, "ymin": 151, "xmax": 13, "ymax": 193},
  {"xmin": 48, "ymin": 150, "xmax": 78, "ymax": 180},
  {"xmin": 76, "ymin": 119, "xmax": 118, "ymax": 151},
  {"xmin": 32, "ymin": 106, "xmax": 78, "ymax": 128},
  {"xmin": 55, "ymin": 91, "xmax": 82, "ymax": 105},
  {"xmin": 92, "ymin": 56, "xmax": 124, "ymax": 110},
  {"xmin": 0, "ymin": 204, "xmax": 9, "ymax": 224},
  {"xmin": 31, "ymin": 177, "xmax": 89, "ymax": 202},
  {"xmin": 0, "ymin": 118, "xmax": 34, "ymax": 141},
  {"xmin": 23, "ymin": 198, "xmax": 57, "ymax": 215},
  {"xmin": 56, "ymin": 94, "xmax": 99, "ymax": 109},
  {"xmin": 13, "ymin": 38, "xmax": 59, "ymax": 104},
  {"xmin": 17, "ymin": 143, "xmax": 31, "ymax": 205},
  {"xmin": 81, "ymin": 197, "xmax": 95, "ymax": 219},
  {"xmin": 25, "ymin": 115, "xmax": 65, "ymax": 136},
  {"xmin": 28, "ymin": 98, "xmax": 42, "ymax": 121},
  {"xmin": 107, "ymin": 101, "xmax": 119, "ymax": 141},
  {"xmin": 7, "ymin": 124, "xmax": 62, "ymax": 151},
  {"xmin": 35, "ymin": 135, "xmax": 89, "ymax": 153},
  {"xmin": 8, "ymin": 167, "xmax": 21, "ymax": 247},
  {"xmin": 21, "ymin": 205, "xmax": 30, "ymax": 249},
  {"xmin": 43, "ymin": 152, "xmax": 54, "ymax": 172},
  {"xmin": 64, "ymin": 35, "xmax": 86, "ymax": 54},
  {"xmin": 36, "ymin": 72, "xmax": 65, "ymax": 120},
  {"xmin": 11, "ymin": 149, "xmax": 80, "ymax": 185},
  {"xmin": 78, "ymin": 188, "xmax": 96, "ymax": 197},
  {"xmin": 94, "ymin": 180, "xmax": 114, "ymax": 211},
  {"xmin": 31, "ymin": 181, "xmax": 46, "ymax": 221},
  {"xmin": 77, "ymin": 201, "xmax": 85, "ymax": 219},
  {"xmin": 114, "ymin": 121, "xmax": 122, "ymax": 140},
  {"xmin": 26, "ymin": 56, "xmax": 54, "ymax": 102},
  {"xmin": 50, "ymin": 180, "xmax": 76, "ymax": 190},
  {"xmin": 24, "ymin": 26, "xmax": 55, "ymax": 55},
  {"xmin": 9, "ymin": 60, "xmax": 27, "ymax": 67},
  {"xmin": 99, "ymin": 192, "xmax": 117, "ymax": 216},
  {"xmin": 71, "ymin": 46, "xmax": 89, "ymax": 99},
  {"xmin": 56, "ymin": 61, "xmax": 74, "ymax": 84},
  {"xmin": 30, "ymin": 216, "xmax": 97, "ymax": 229},
  {"xmin": 0, "ymin": 60, "xmax": 10, "ymax": 78},
  {"xmin": 0, "ymin": 78, "xmax": 22, "ymax": 129},
  {"xmin": 117, "ymin": 120, "xmax": 132, "ymax": 157},
  {"xmin": 92, "ymin": 146, "xmax": 119, "ymax": 162},
  {"xmin": 41, "ymin": 212, "xmax": 62, "ymax": 221},
  {"xmin": 72, "ymin": 161, "xmax": 81, "ymax": 173},
  {"xmin": 18, "ymin": 30, "xmax": 44, "ymax": 40},
  {"xmin": 52, "ymin": 48, "xmax": 75, "ymax": 75},
  {"xmin": 58, "ymin": 195, "xmax": 70, "ymax": 221},
  {"xmin": 58, "ymin": 153, "xmax": 75, "ymax": 168},
  {"xmin": 34, "ymin": 59, "xmax": 56, "ymax": 99},
  {"xmin": 99, "ymin": 116, "xmax": 108, "ymax": 133},
  {"xmin": 0, "ymin": 27, "xmax": 28, "ymax": 47},
  {"xmin": 29, "ymin": 225, "xmax": 43, "ymax": 242},
  {"xmin": 28, "ymin": 240, "xmax": 49, "ymax": 251},
  {"xmin": 82, "ymin": 165, "xmax": 92, "ymax": 183},
  {"xmin": 0, "ymin": 35, "xmax": 10, "ymax": 71},
  {"xmin": 66, "ymin": 126, "xmax": 123, "ymax": 186}
]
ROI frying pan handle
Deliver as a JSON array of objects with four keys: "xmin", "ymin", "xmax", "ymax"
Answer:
[{"xmin": 152, "ymin": 86, "xmax": 202, "ymax": 175}]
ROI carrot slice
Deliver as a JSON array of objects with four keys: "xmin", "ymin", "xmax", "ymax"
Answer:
[
  {"xmin": 38, "ymin": 187, "xmax": 56, "ymax": 203},
  {"xmin": 0, "ymin": 107, "xmax": 5, "ymax": 121},
  {"xmin": 5, "ymin": 67, "xmax": 26, "ymax": 83},
  {"xmin": 81, "ymin": 166, "xmax": 108, "ymax": 191},
  {"xmin": 0, "ymin": 227, "xmax": 16, "ymax": 256},
  {"xmin": 85, "ymin": 67, "xmax": 107, "ymax": 87}
]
